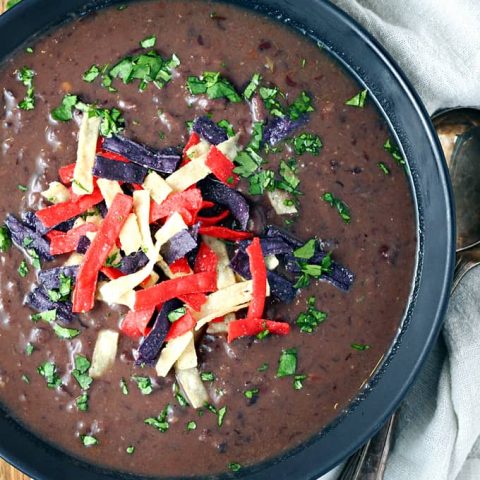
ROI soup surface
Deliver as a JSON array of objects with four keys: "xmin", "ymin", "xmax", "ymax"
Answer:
[{"xmin": 0, "ymin": 0, "xmax": 416, "ymax": 476}]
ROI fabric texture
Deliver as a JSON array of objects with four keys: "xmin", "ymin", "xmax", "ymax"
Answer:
[{"xmin": 318, "ymin": 1, "xmax": 480, "ymax": 479}]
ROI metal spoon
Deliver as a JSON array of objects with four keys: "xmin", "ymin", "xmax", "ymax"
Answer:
[{"xmin": 339, "ymin": 107, "xmax": 480, "ymax": 480}]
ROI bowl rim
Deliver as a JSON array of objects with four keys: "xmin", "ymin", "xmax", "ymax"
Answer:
[{"xmin": 0, "ymin": 0, "xmax": 455, "ymax": 479}]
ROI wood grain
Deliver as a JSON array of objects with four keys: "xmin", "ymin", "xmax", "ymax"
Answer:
[{"xmin": 0, "ymin": 1, "xmax": 30, "ymax": 476}]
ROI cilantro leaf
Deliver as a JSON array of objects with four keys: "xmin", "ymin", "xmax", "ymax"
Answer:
[
  {"xmin": 37, "ymin": 361, "xmax": 62, "ymax": 388},
  {"xmin": 288, "ymin": 91, "xmax": 314, "ymax": 120},
  {"xmin": 83, "ymin": 65, "xmax": 101, "ymax": 83},
  {"xmin": 378, "ymin": 162, "xmax": 390, "ymax": 175},
  {"xmin": 145, "ymin": 404, "xmax": 171, "ymax": 432},
  {"xmin": 76, "ymin": 392, "xmax": 89, "ymax": 411},
  {"xmin": 384, "ymin": 138, "xmax": 405, "ymax": 165},
  {"xmin": 293, "ymin": 374, "xmax": 307, "ymax": 390},
  {"xmin": 351, "ymin": 343, "xmax": 370, "ymax": 351},
  {"xmin": 293, "ymin": 133, "xmax": 322, "ymax": 155},
  {"xmin": 259, "ymin": 86, "xmax": 284, "ymax": 117},
  {"xmin": 81, "ymin": 435, "xmax": 98, "ymax": 446},
  {"xmin": 72, "ymin": 355, "xmax": 93, "ymax": 390},
  {"xmin": 277, "ymin": 348, "xmax": 297, "ymax": 377},
  {"xmin": 187, "ymin": 71, "xmax": 241, "ymax": 102},
  {"xmin": 322, "ymin": 192, "xmax": 350, "ymax": 223},
  {"xmin": 243, "ymin": 73, "xmax": 262, "ymax": 100},
  {"xmin": 296, "ymin": 296, "xmax": 327, "ymax": 333},
  {"xmin": 167, "ymin": 307, "xmax": 187, "ymax": 322},
  {"xmin": 17, "ymin": 67, "xmax": 35, "ymax": 111},
  {"xmin": 132, "ymin": 375, "xmax": 153, "ymax": 395},
  {"xmin": 345, "ymin": 89, "xmax": 368, "ymax": 108},
  {"xmin": 51, "ymin": 94, "xmax": 78, "ymax": 121},
  {"xmin": 0, "ymin": 226, "xmax": 12, "ymax": 252},
  {"xmin": 18, "ymin": 260, "xmax": 28, "ymax": 277},
  {"xmin": 140, "ymin": 35, "xmax": 156, "ymax": 49},
  {"xmin": 293, "ymin": 239, "xmax": 317, "ymax": 260}
]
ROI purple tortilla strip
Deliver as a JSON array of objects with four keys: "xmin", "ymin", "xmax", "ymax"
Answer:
[
  {"xmin": 262, "ymin": 115, "xmax": 308, "ymax": 146},
  {"xmin": 26, "ymin": 287, "xmax": 75, "ymax": 323},
  {"xmin": 192, "ymin": 116, "xmax": 228, "ymax": 145},
  {"xmin": 38, "ymin": 266, "xmax": 78, "ymax": 290},
  {"xmin": 53, "ymin": 217, "xmax": 77, "ymax": 233},
  {"xmin": 239, "ymin": 236, "xmax": 293, "ymax": 257},
  {"xmin": 93, "ymin": 155, "xmax": 148, "ymax": 184},
  {"xmin": 198, "ymin": 177, "xmax": 249, "ymax": 230},
  {"xmin": 160, "ymin": 229, "xmax": 198, "ymax": 265},
  {"xmin": 102, "ymin": 135, "xmax": 180, "ymax": 174},
  {"xmin": 22, "ymin": 211, "xmax": 49, "ymax": 235},
  {"xmin": 265, "ymin": 225, "xmax": 303, "ymax": 248},
  {"xmin": 229, "ymin": 248, "xmax": 297, "ymax": 303},
  {"xmin": 135, "ymin": 299, "xmax": 182, "ymax": 366},
  {"xmin": 118, "ymin": 250, "xmax": 149, "ymax": 274},
  {"xmin": 76, "ymin": 235, "xmax": 90, "ymax": 254},
  {"xmin": 5, "ymin": 214, "xmax": 53, "ymax": 261}
]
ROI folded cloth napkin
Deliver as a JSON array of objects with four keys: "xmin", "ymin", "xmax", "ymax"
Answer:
[{"xmin": 318, "ymin": 1, "xmax": 480, "ymax": 479}]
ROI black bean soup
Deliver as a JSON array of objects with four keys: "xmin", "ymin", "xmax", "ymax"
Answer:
[{"xmin": 0, "ymin": 0, "xmax": 416, "ymax": 476}]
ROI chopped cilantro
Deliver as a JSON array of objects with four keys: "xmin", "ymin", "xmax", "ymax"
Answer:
[
  {"xmin": 345, "ymin": 89, "xmax": 368, "ymax": 108},
  {"xmin": 294, "ymin": 253, "xmax": 332, "ymax": 289},
  {"xmin": 31, "ymin": 309, "xmax": 56, "ymax": 323},
  {"xmin": 256, "ymin": 329, "xmax": 270, "ymax": 340},
  {"xmin": 132, "ymin": 375, "xmax": 153, "ymax": 395},
  {"xmin": 167, "ymin": 306, "xmax": 187, "ymax": 322},
  {"xmin": 243, "ymin": 73, "xmax": 262, "ymax": 100},
  {"xmin": 26, "ymin": 248, "xmax": 41, "ymax": 268},
  {"xmin": 140, "ymin": 35, "xmax": 156, "ymax": 49},
  {"xmin": 25, "ymin": 343, "xmax": 34, "ymax": 356},
  {"xmin": 108, "ymin": 51, "xmax": 180, "ymax": 91},
  {"xmin": 293, "ymin": 133, "xmax": 322, "ymax": 155},
  {"xmin": 293, "ymin": 374, "xmax": 307, "ymax": 390},
  {"xmin": 293, "ymin": 239, "xmax": 317, "ymax": 260},
  {"xmin": 105, "ymin": 251, "xmax": 122, "ymax": 267},
  {"xmin": 173, "ymin": 383, "xmax": 189, "ymax": 407},
  {"xmin": 25, "ymin": 47, "xmax": 34, "ymax": 54},
  {"xmin": 52, "ymin": 323, "xmax": 80, "ymax": 340},
  {"xmin": 277, "ymin": 159, "xmax": 300, "ymax": 195},
  {"xmin": 276, "ymin": 348, "xmax": 297, "ymax": 377},
  {"xmin": 228, "ymin": 462, "xmax": 242, "ymax": 472},
  {"xmin": 296, "ymin": 296, "xmax": 327, "ymax": 333},
  {"xmin": 144, "ymin": 404, "xmax": 171, "ymax": 432},
  {"xmin": 259, "ymin": 86, "xmax": 284, "ymax": 117},
  {"xmin": 81, "ymin": 435, "xmax": 98, "ymax": 446},
  {"xmin": 258, "ymin": 362, "xmax": 269, "ymax": 372},
  {"xmin": 18, "ymin": 260, "xmax": 28, "ymax": 277},
  {"xmin": 0, "ymin": 226, "xmax": 12, "ymax": 252},
  {"xmin": 76, "ymin": 392, "xmax": 89, "ymax": 412},
  {"xmin": 186, "ymin": 420, "xmax": 197, "ymax": 431},
  {"xmin": 187, "ymin": 71, "xmax": 241, "ymax": 102},
  {"xmin": 120, "ymin": 378, "xmax": 129, "ymax": 395},
  {"xmin": 288, "ymin": 91, "xmax": 314, "ymax": 120},
  {"xmin": 17, "ymin": 66, "xmax": 35, "ymax": 110},
  {"xmin": 244, "ymin": 388, "xmax": 259, "ymax": 399},
  {"xmin": 72, "ymin": 355, "xmax": 93, "ymax": 390},
  {"xmin": 217, "ymin": 406, "xmax": 227, "ymax": 427},
  {"xmin": 22, "ymin": 237, "xmax": 33, "ymax": 247},
  {"xmin": 126, "ymin": 445, "xmax": 135, "ymax": 454},
  {"xmin": 37, "ymin": 361, "xmax": 62, "ymax": 388},
  {"xmin": 378, "ymin": 162, "xmax": 391, "ymax": 175},
  {"xmin": 82, "ymin": 65, "xmax": 100, "ymax": 83},
  {"xmin": 351, "ymin": 343, "xmax": 370, "ymax": 351},
  {"xmin": 52, "ymin": 96, "xmax": 125, "ymax": 137},
  {"xmin": 21, "ymin": 374, "xmax": 30, "ymax": 384},
  {"xmin": 322, "ymin": 192, "xmax": 351, "ymax": 223},
  {"xmin": 217, "ymin": 119, "xmax": 235, "ymax": 137},
  {"xmin": 17, "ymin": 184, "xmax": 27, "ymax": 192},
  {"xmin": 205, "ymin": 402, "xmax": 217, "ymax": 415},
  {"xmin": 248, "ymin": 169, "xmax": 275, "ymax": 195},
  {"xmin": 384, "ymin": 138, "xmax": 405, "ymax": 165},
  {"xmin": 51, "ymin": 94, "xmax": 78, "ymax": 121},
  {"xmin": 200, "ymin": 371, "xmax": 215, "ymax": 382},
  {"xmin": 117, "ymin": 4, "xmax": 127, "ymax": 10},
  {"xmin": 47, "ymin": 273, "xmax": 72, "ymax": 302}
]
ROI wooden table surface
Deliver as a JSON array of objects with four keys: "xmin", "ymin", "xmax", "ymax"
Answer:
[{"xmin": 0, "ymin": 2, "xmax": 30, "ymax": 478}]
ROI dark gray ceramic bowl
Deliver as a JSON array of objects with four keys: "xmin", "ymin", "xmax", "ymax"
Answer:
[{"xmin": 0, "ymin": 1, "xmax": 455, "ymax": 479}]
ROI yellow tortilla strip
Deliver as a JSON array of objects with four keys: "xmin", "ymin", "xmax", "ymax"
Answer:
[
  {"xmin": 216, "ymin": 134, "xmax": 240, "ymax": 161},
  {"xmin": 155, "ymin": 331, "xmax": 193, "ymax": 377},
  {"xmin": 175, "ymin": 337, "xmax": 197, "ymax": 370},
  {"xmin": 119, "ymin": 213, "xmax": 142, "ymax": 255},
  {"xmin": 41, "ymin": 181, "xmax": 70, "ymax": 204},
  {"xmin": 175, "ymin": 367, "xmax": 209, "ymax": 409},
  {"xmin": 72, "ymin": 114, "xmax": 101, "ymax": 195},
  {"xmin": 165, "ymin": 155, "xmax": 210, "ymax": 192},
  {"xmin": 97, "ymin": 179, "xmax": 123, "ymax": 208},
  {"xmin": 207, "ymin": 312, "xmax": 236, "ymax": 334},
  {"xmin": 202, "ymin": 235, "xmax": 236, "ymax": 289},
  {"xmin": 89, "ymin": 329, "xmax": 119, "ymax": 378},
  {"xmin": 133, "ymin": 190, "xmax": 154, "ymax": 255},
  {"xmin": 142, "ymin": 171, "xmax": 172, "ymax": 204}
]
